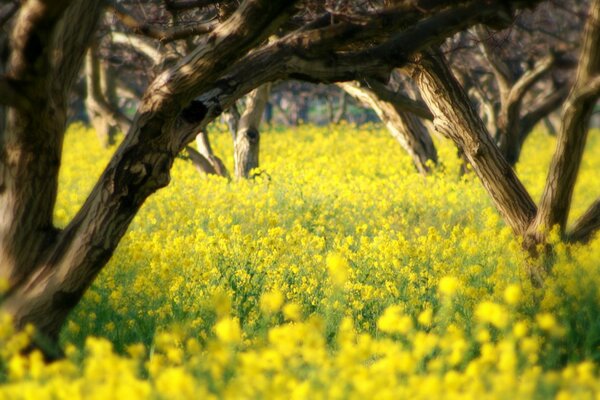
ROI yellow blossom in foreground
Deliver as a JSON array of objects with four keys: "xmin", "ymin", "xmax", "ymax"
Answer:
[
  {"xmin": 214, "ymin": 317, "xmax": 241, "ymax": 344},
  {"xmin": 475, "ymin": 301, "xmax": 509, "ymax": 329},
  {"xmin": 504, "ymin": 284, "xmax": 523, "ymax": 305},
  {"xmin": 439, "ymin": 276, "xmax": 460, "ymax": 296},
  {"xmin": 260, "ymin": 289, "xmax": 284, "ymax": 314},
  {"xmin": 283, "ymin": 303, "xmax": 302, "ymax": 322},
  {"xmin": 0, "ymin": 124, "xmax": 597, "ymax": 399},
  {"xmin": 418, "ymin": 308, "xmax": 433, "ymax": 327},
  {"xmin": 378, "ymin": 305, "xmax": 413, "ymax": 334}
]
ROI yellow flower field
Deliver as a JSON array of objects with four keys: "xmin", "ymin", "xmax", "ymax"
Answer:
[{"xmin": 1, "ymin": 123, "xmax": 600, "ymax": 399}]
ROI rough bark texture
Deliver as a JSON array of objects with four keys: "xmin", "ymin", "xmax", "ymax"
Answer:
[
  {"xmin": 234, "ymin": 83, "xmax": 271, "ymax": 179},
  {"xmin": 410, "ymin": 51, "xmax": 537, "ymax": 235},
  {"xmin": 339, "ymin": 80, "xmax": 437, "ymax": 175},
  {"xmin": 529, "ymin": 0, "xmax": 600, "ymax": 241}
]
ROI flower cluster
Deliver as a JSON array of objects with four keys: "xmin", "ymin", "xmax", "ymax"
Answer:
[{"xmin": 1, "ymin": 123, "xmax": 599, "ymax": 399}]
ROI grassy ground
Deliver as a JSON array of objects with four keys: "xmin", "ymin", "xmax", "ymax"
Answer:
[{"xmin": 1, "ymin": 122, "xmax": 600, "ymax": 399}]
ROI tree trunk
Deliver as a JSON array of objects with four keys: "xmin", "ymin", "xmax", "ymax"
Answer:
[
  {"xmin": 409, "ymin": 50, "xmax": 538, "ymax": 235},
  {"xmin": 191, "ymin": 130, "xmax": 229, "ymax": 177},
  {"xmin": 332, "ymin": 92, "xmax": 347, "ymax": 124},
  {"xmin": 85, "ymin": 47, "xmax": 121, "ymax": 147},
  {"xmin": 339, "ymin": 81, "xmax": 437, "ymax": 175},
  {"xmin": 234, "ymin": 83, "xmax": 271, "ymax": 179}
]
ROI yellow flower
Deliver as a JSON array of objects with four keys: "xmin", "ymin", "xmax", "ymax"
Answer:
[
  {"xmin": 377, "ymin": 305, "xmax": 413, "ymax": 334},
  {"xmin": 283, "ymin": 302, "xmax": 302, "ymax": 322},
  {"xmin": 417, "ymin": 308, "xmax": 433, "ymax": 327},
  {"xmin": 326, "ymin": 253, "xmax": 350, "ymax": 287},
  {"xmin": 214, "ymin": 317, "xmax": 242, "ymax": 344},
  {"xmin": 475, "ymin": 301, "xmax": 509, "ymax": 329},
  {"xmin": 259, "ymin": 289, "xmax": 283, "ymax": 314},
  {"xmin": 536, "ymin": 313, "xmax": 556, "ymax": 330},
  {"xmin": 438, "ymin": 276, "xmax": 460, "ymax": 296},
  {"xmin": 504, "ymin": 284, "xmax": 522, "ymax": 305}
]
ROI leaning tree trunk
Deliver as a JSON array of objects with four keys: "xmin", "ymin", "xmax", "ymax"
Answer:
[
  {"xmin": 409, "ymin": 51, "xmax": 538, "ymax": 236},
  {"xmin": 234, "ymin": 83, "xmax": 271, "ymax": 179},
  {"xmin": 187, "ymin": 130, "xmax": 229, "ymax": 177},
  {"xmin": 339, "ymin": 81, "xmax": 438, "ymax": 175}
]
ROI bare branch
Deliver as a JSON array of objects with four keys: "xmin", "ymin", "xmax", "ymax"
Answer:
[
  {"xmin": 360, "ymin": 78, "xmax": 433, "ymax": 120},
  {"xmin": 518, "ymin": 85, "xmax": 570, "ymax": 144},
  {"xmin": 111, "ymin": 32, "xmax": 162, "ymax": 64},
  {"xmin": 509, "ymin": 53, "xmax": 558, "ymax": 105},
  {"xmin": 107, "ymin": 2, "xmax": 216, "ymax": 43}
]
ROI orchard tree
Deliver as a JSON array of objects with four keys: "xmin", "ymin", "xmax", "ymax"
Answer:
[
  {"xmin": 0, "ymin": 0, "xmax": 580, "ymax": 356},
  {"xmin": 410, "ymin": 0, "xmax": 600, "ymax": 281}
]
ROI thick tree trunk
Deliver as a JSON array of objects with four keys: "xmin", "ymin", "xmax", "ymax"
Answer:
[
  {"xmin": 1, "ymin": 0, "xmax": 103, "ymax": 290},
  {"xmin": 234, "ymin": 83, "xmax": 271, "ymax": 179},
  {"xmin": 339, "ymin": 80, "xmax": 437, "ymax": 175},
  {"xmin": 410, "ymin": 51, "xmax": 537, "ymax": 235}
]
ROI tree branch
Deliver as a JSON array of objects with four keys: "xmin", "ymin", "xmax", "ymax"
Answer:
[
  {"xmin": 518, "ymin": 85, "xmax": 570, "ymax": 144},
  {"xmin": 567, "ymin": 199, "xmax": 600, "ymax": 244},
  {"xmin": 508, "ymin": 53, "xmax": 558, "ymax": 106},
  {"xmin": 111, "ymin": 32, "xmax": 162, "ymax": 64},
  {"xmin": 107, "ymin": 2, "xmax": 216, "ymax": 43},
  {"xmin": 359, "ymin": 78, "xmax": 433, "ymax": 120}
]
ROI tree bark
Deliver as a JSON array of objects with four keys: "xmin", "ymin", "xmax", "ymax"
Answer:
[
  {"xmin": 339, "ymin": 80, "xmax": 437, "ymax": 175},
  {"xmin": 234, "ymin": 83, "xmax": 271, "ymax": 178},
  {"xmin": 1, "ymin": 0, "xmax": 102, "ymax": 289}
]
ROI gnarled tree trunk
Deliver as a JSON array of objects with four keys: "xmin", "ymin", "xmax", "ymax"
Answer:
[{"xmin": 234, "ymin": 83, "xmax": 271, "ymax": 179}]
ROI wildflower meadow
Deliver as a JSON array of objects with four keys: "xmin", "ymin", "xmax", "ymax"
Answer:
[{"xmin": 1, "ymin": 123, "xmax": 600, "ymax": 399}]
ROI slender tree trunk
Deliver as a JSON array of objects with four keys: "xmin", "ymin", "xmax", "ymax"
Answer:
[
  {"xmin": 190, "ymin": 131, "xmax": 229, "ymax": 177},
  {"xmin": 234, "ymin": 83, "xmax": 271, "ymax": 178},
  {"xmin": 339, "ymin": 81, "xmax": 437, "ymax": 175},
  {"xmin": 332, "ymin": 92, "xmax": 347, "ymax": 124},
  {"xmin": 85, "ymin": 48, "xmax": 119, "ymax": 147}
]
